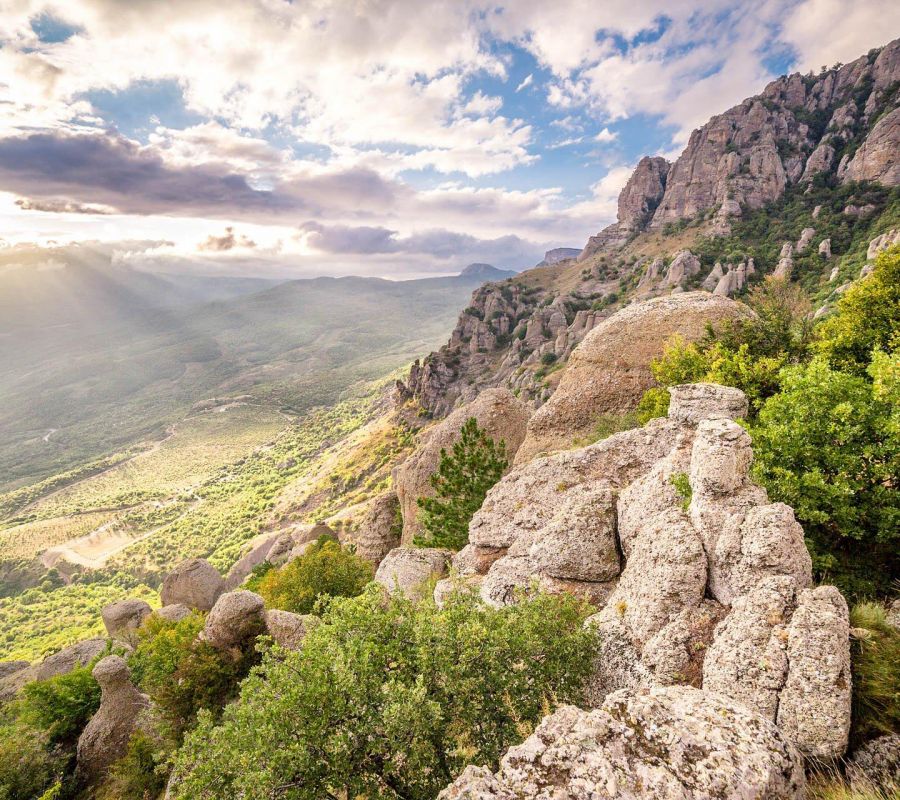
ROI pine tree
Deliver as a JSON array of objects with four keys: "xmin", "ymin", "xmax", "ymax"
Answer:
[{"xmin": 416, "ymin": 417, "xmax": 507, "ymax": 551}]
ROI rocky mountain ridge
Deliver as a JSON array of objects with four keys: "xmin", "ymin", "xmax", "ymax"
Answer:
[{"xmin": 402, "ymin": 37, "xmax": 900, "ymax": 419}]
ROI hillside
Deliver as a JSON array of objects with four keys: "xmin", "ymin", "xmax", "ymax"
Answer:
[{"xmin": 0, "ymin": 258, "xmax": 505, "ymax": 490}]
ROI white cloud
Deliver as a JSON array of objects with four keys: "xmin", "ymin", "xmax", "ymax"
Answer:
[
  {"xmin": 594, "ymin": 127, "xmax": 617, "ymax": 143},
  {"xmin": 515, "ymin": 73, "xmax": 534, "ymax": 92}
]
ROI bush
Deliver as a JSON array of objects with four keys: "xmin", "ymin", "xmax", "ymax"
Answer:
[
  {"xmin": 416, "ymin": 417, "xmax": 507, "ymax": 551},
  {"xmin": 848, "ymin": 602, "xmax": 900, "ymax": 748},
  {"xmin": 95, "ymin": 730, "xmax": 168, "ymax": 800},
  {"xmin": 19, "ymin": 665, "xmax": 101, "ymax": 745},
  {"xmin": 817, "ymin": 246, "xmax": 900, "ymax": 374},
  {"xmin": 256, "ymin": 537, "xmax": 372, "ymax": 615},
  {"xmin": 635, "ymin": 386, "xmax": 670, "ymax": 423},
  {"xmin": 750, "ymin": 357, "xmax": 899, "ymax": 595},
  {"xmin": 169, "ymin": 587, "xmax": 598, "ymax": 800},
  {"xmin": 540, "ymin": 352, "xmax": 557, "ymax": 365},
  {"xmin": 129, "ymin": 612, "xmax": 257, "ymax": 741},
  {"xmin": 0, "ymin": 724, "xmax": 61, "ymax": 800}
]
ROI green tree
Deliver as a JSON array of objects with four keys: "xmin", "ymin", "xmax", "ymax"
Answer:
[
  {"xmin": 750, "ymin": 356, "xmax": 899, "ymax": 595},
  {"xmin": 256, "ymin": 536, "xmax": 372, "ymax": 614},
  {"xmin": 169, "ymin": 587, "xmax": 597, "ymax": 800},
  {"xmin": 19, "ymin": 666, "xmax": 101, "ymax": 745},
  {"xmin": 416, "ymin": 418, "xmax": 507, "ymax": 550},
  {"xmin": 816, "ymin": 246, "xmax": 900, "ymax": 374}
]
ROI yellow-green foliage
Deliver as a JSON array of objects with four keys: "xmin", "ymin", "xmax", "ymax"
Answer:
[
  {"xmin": 257, "ymin": 537, "xmax": 373, "ymax": 615},
  {"xmin": 849, "ymin": 602, "xmax": 900, "ymax": 747}
]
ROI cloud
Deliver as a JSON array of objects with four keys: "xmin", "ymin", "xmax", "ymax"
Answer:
[
  {"xmin": 198, "ymin": 226, "xmax": 256, "ymax": 252},
  {"xmin": 15, "ymin": 196, "xmax": 117, "ymax": 214},
  {"xmin": 515, "ymin": 73, "xmax": 534, "ymax": 92},
  {"xmin": 594, "ymin": 128, "xmax": 617, "ymax": 143}
]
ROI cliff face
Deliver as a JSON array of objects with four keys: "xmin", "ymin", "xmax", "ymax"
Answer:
[{"xmin": 587, "ymin": 38, "xmax": 900, "ymax": 248}]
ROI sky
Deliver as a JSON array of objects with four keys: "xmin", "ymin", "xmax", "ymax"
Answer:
[{"xmin": 0, "ymin": 0, "xmax": 898, "ymax": 280}]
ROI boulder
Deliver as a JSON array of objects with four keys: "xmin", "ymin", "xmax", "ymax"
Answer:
[
  {"xmin": 583, "ymin": 614, "xmax": 652, "ymax": 706},
  {"xmin": 37, "ymin": 638, "xmax": 109, "ymax": 681},
  {"xmin": 374, "ymin": 547, "xmax": 451, "ymax": 600},
  {"xmin": 264, "ymin": 610, "xmax": 318, "ymax": 650},
  {"xmin": 337, "ymin": 491, "xmax": 401, "ymax": 566},
  {"xmin": 160, "ymin": 558, "xmax": 224, "ymax": 611},
  {"xmin": 438, "ymin": 687, "xmax": 805, "ymax": 800},
  {"xmin": 703, "ymin": 576, "xmax": 797, "ymax": 721},
  {"xmin": 660, "ymin": 250, "xmax": 701, "ymax": 288},
  {"xmin": 155, "ymin": 604, "xmax": 192, "ymax": 623},
  {"xmin": 888, "ymin": 597, "xmax": 900, "ymax": 629},
  {"xmin": 433, "ymin": 573, "xmax": 483, "ymax": 608},
  {"xmin": 224, "ymin": 533, "xmax": 284, "ymax": 589},
  {"xmin": 710, "ymin": 503, "xmax": 812, "ymax": 605},
  {"xmin": 843, "ymin": 106, "xmax": 900, "ymax": 186},
  {"xmin": 76, "ymin": 656, "xmax": 149, "ymax": 782},
  {"xmin": 393, "ymin": 388, "xmax": 530, "ymax": 543},
  {"xmin": 101, "ymin": 598, "xmax": 153, "ymax": 638},
  {"xmin": 776, "ymin": 586, "xmax": 852, "ymax": 759},
  {"xmin": 796, "ymin": 227, "xmax": 816, "ymax": 253},
  {"xmin": 515, "ymin": 293, "xmax": 752, "ymax": 463},
  {"xmin": 667, "ymin": 382, "xmax": 748, "ymax": 424},
  {"xmin": 0, "ymin": 660, "xmax": 30, "ymax": 679},
  {"xmin": 202, "ymin": 590, "xmax": 267, "ymax": 650},
  {"xmin": 867, "ymin": 228, "xmax": 900, "ymax": 260},
  {"xmin": 847, "ymin": 735, "xmax": 900, "ymax": 794},
  {"xmin": 701, "ymin": 261, "xmax": 725, "ymax": 291}
]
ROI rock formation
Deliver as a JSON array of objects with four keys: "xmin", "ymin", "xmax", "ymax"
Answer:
[
  {"xmin": 847, "ymin": 734, "xmax": 900, "ymax": 794},
  {"xmin": 160, "ymin": 558, "xmax": 225, "ymax": 611},
  {"xmin": 336, "ymin": 490, "xmax": 401, "ymax": 565},
  {"xmin": 101, "ymin": 598, "xmax": 153, "ymax": 638},
  {"xmin": 515, "ymin": 293, "xmax": 752, "ymax": 462},
  {"xmin": 201, "ymin": 590, "xmax": 267, "ymax": 651},
  {"xmin": 439, "ymin": 687, "xmax": 806, "ymax": 800},
  {"xmin": 393, "ymin": 388, "xmax": 529, "ymax": 543},
  {"xmin": 76, "ymin": 656, "xmax": 149, "ymax": 782},
  {"xmin": 264, "ymin": 610, "xmax": 318, "ymax": 650},
  {"xmin": 374, "ymin": 546, "xmax": 451, "ymax": 600},
  {"xmin": 445, "ymin": 377, "xmax": 848, "ymax": 760}
]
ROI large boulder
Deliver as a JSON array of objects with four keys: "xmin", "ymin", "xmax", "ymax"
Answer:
[
  {"xmin": 101, "ymin": 598, "xmax": 153, "ymax": 638},
  {"xmin": 76, "ymin": 656, "xmax": 149, "ymax": 782},
  {"xmin": 847, "ymin": 735, "xmax": 900, "ymax": 795},
  {"xmin": 374, "ymin": 547, "xmax": 451, "ymax": 600},
  {"xmin": 37, "ymin": 638, "xmax": 109, "ymax": 681},
  {"xmin": 160, "ymin": 558, "xmax": 224, "ymax": 611},
  {"xmin": 515, "ymin": 293, "xmax": 752, "ymax": 463},
  {"xmin": 0, "ymin": 660, "xmax": 29, "ymax": 679},
  {"xmin": 264, "ymin": 609, "xmax": 318, "ymax": 651},
  {"xmin": 393, "ymin": 388, "xmax": 530, "ymax": 543},
  {"xmin": 223, "ymin": 533, "xmax": 283, "ymax": 590},
  {"xmin": 201, "ymin": 590, "xmax": 266, "ymax": 650},
  {"xmin": 337, "ymin": 491, "xmax": 401, "ymax": 566},
  {"xmin": 776, "ymin": 586, "xmax": 852, "ymax": 759},
  {"xmin": 155, "ymin": 604, "xmax": 192, "ymax": 623},
  {"xmin": 438, "ymin": 686, "xmax": 805, "ymax": 800}
]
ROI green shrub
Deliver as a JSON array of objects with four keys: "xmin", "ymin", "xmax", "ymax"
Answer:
[
  {"xmin": 19, "ymin": 665, "xmax": 101, "ymax": 745},
  {"xmin": 0, "ymin": 724, "xmax": 61, "ymax": 800},
  {"xmin": 129, "ymin": 612, "xmax": 257, "ymax": 741},
  {"xmin": 636, "ymin": 386, "xmax": 670, "ymax": 423},
  {"xmin": 95, "ymin": 730, "xmax": 168, "ymax": 800},
  {"xmin": 169, "ymin": 587, "xmax": 598, "ymax": 800},
  {"xmin": 817, "ymin": 246, "xmax": 900, "ymax": 374},
  {"xmin": 750, "ymin": 357, "xmax": 899, "ymax": 595},
  {"xmin": 848, "ymin": 602, "xmax": 900, "ymax": 747},
  {"xmin": 256, "ymin": 537, "xmax": 372, "ymax": 615},
  {"xmin": 416, "ymin": 417, "xmax": 508, "ymax": 551},
  {"xmin": 540, "ymin": 352, "xmax": 557, "ymax": 365},
  {"xmin": 669, "ymin": 472, "xmax": 693, "ymax": 512}
]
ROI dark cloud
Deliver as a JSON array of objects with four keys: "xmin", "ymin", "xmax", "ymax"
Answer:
[
  {"xmin": 15, "ymin": 197, "xmax": 116, "ymax": 214},
  {"xmin": 198, "ymin": 226, "xmax": 257, "ymax": 252},
  {"xmin": 0, "ymin": 131, "xmax": 399, "ymax": 219},
  {"xmin": 298, "ymin": 221, "xmax": 544, "ymax": 268}
]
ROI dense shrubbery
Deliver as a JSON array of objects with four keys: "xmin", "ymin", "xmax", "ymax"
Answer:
[
  {"xmin": 169, "ymin": 587, "xmax": 597, "ymax": 800},
  {"xmin": 256, "ymin": 536, "xmax": 373, "ymax": 614},
  {"xmin": 19, "ymin": 666, "xmax": 101, "ymax": 745},
  {"xmin": 129, "ymin": 611, "xmax": 257, "ymax": 741},
  {"xmin": 416, "ymin": 417, "xmax": 508, "ymax": 550}
]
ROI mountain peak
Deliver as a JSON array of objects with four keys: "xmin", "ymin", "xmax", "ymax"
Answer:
[{"xmin": 458, "ymin": 263, "xmax": 516, "ymax": 280}]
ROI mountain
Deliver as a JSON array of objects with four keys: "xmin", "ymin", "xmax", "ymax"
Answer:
[
  {"xmin": 403, "ymin": 38, "xmax": 900, "ymax": 416},
  {"xmin": 536, "ymin": 248, "xmax": 582, "ymax": 266},
  {"xmin": 458, "ymin": 262, "xmax": 517, "ymax": 280},
  {"xmin": 0, "ymin": 260, "xmax": 512, "ymax": 489}
]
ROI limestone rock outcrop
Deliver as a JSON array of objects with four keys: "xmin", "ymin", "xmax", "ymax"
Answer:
[
  {"xmin": 101, "ymin": 598, "xmax": 152, "ymax": 638},
  {"xmin": 515, "ymin": 293, "xmax": 752, "ymax": 462},
  {"xmin": 438, "ymin": 687, "xmax": 806, "ymax": 800},
  {"xmin": 336, "ymin": 490, "xmax": 401, "ymax": 566},
  {"xmin": 155, "ymin": 604, "xmax": 192, "ymax": 623},
  {"xmin": 393, "ymin": 388, "xmax": 529, "ymax": 542},
  {"xmin": 160, "ymin": 558, "xmax": 225, "ymax": 611},
  {"xmin": 76, "ymin": 656, "xmax": 149, "ymax": 782},
  {"xmin": 374, "ymin": 547, "xmax": 451, "ymax": 599},
  {"xmin": 201, "ymin": 590, "xmax": 266, "ymax": 650},
  {"xmin": 264, "ymin": 609, "xmax": 318, "ymax": 650},
  {"xmin": 37, "ymin": 638, "xmax": 109, "ymax": 681},
  {"xmin": 660, "ymin": 250, "xmax": 700, "ymax": 288}
]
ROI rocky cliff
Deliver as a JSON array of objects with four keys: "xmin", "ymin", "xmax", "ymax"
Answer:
[{"xmin": 401, "ymin": 37, "xmax": 900, "ymax": 420}]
